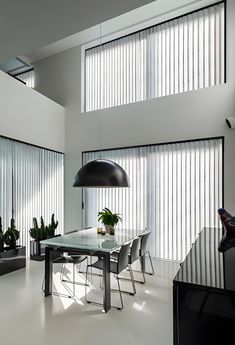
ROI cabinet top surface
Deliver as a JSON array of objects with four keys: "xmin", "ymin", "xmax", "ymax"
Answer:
[{"xmin": 174, "ymin": 227, "xmax": 235, "ymax": 292}]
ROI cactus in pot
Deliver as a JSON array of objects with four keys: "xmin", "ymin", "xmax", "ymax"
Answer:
[
  {"xmin": 0, "ymin": 217, "xmax": 4, "ymax": 252},
  {"xmin": 30, "ymin": 217, "xmax": 47, "ymax": 242},
  {"xmin": 4, "ymin": 218, "xmax": 20, "ymax": 249}
]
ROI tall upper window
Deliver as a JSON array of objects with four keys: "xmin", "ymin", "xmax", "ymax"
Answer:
[{"xmin": 85, "ymin": 1, "xmax": 225, "ymax": 112}]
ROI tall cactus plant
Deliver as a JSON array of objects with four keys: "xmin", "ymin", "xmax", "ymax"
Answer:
[
  {"xmin": 29, "ymin": 214, "xmax": 59, "ymax": 242},
  {"xmin": 46, "ymin": 214, "xmax": 58, "ymax": 238},
  {"xmin": 0, "ymin": 217, "xmax": 4, "ymax": 252},
  {"xmin": 4, "ymin": 218, "xmax": 20, "ymax": 249},
  {"xmin": 29, "ymin": 217, "xmax": 47, "ymax": 242}
]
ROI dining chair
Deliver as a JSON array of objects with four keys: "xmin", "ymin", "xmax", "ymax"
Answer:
[
  {"xmin": 110, "ymin": 236, "xmax": 140, "ymax": 293},
  {"xmin": 85, "ymin": 241, "xmax": 133, "ymax": 310},
  {"xmin": 138, "ymin": 231, "xmax": 155, "ymax": 283},
  {"xmin": 59, "ymin": 227, "xmax": 92, "ymax": 286},
  {"xmin": 42, "ymin": 229, "xmax": 89, "ymax": 298},
  {"xmin": 116, "ymin": 231, "xmax": 155, "ymax": 284}
]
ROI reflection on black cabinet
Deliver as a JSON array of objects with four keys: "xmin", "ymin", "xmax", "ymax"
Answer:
[{"xmin": 173, "ymin": 228, "xmax": 235, "ymax": 345}]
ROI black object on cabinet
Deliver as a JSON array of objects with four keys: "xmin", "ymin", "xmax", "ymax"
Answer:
[{"xmin": 173, "ymin": 228, "xmax": 235, "ymax": 345}]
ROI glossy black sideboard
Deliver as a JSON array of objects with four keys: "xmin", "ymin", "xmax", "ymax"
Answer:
[
  {"xmin": 0, "ymin": 246, "xmax": 26, "ymax": 276},
  {"xmin": 173, "ymin": 228, "xmax": 235, "ymax": 345}
]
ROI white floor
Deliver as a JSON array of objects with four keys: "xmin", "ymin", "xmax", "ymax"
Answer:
[{"xmin": 0, "ymin": 258, "xmax": 179, "ymax": 345}]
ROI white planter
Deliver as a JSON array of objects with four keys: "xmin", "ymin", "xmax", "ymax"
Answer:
[{"xmin": 104, "ymin": 225, "xmax": 115, "ymax": 235}]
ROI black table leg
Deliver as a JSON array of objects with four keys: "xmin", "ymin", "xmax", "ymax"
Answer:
[
  {"xmin": 103, "ymin": 252, "xmax": 111, "ymax": 313},
  {"xmin": 45, "ymin": 246, "xmax": 53, "ymax": 297}
]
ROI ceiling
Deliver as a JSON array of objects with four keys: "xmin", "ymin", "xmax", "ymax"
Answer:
[
  {"xmin": 0, "ymin": 0, "xmax": 155, "ymax": 63},
  {"xmin": 25, "ymin": 0, "xmax": 213, "ymax": 63}
]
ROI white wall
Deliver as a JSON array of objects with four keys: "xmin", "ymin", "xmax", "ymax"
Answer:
[
  {"xmin": 0, "ymin": 70, "xmax": 65, "ymax": 152},
  {"xmin": 35, "ymin": 0, "xmax": 235, "ymax": 231}
]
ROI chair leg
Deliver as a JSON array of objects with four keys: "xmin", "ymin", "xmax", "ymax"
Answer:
[
  {"xmin": 147, "ymin": 251, "xmax": 154, "ymax": 275},
  {"xmin": 61, "ymin": 259, "xmax": 89, "ymax": 286},
  {"xmin": 140, "ymin": 257, "xmax": 146, "ymax": 284},
  {"xmin": 85, "ymin": 267, "xmax": 123, "ymax": 310},
  {"xmin": 90, "ymin": 256, "xmax": 93, "ymax": 283},
  {"xmin": 60, "ymin": 263, "xmax": 66, "ymax": 281},
  {"xmin": 116, "ymin": 276, "xmax": 124, "ymax": 310},
  {"xmin": 72, "ymin": 263, "xmax": 75, "ymax": 297},
  {"xmin": 100, "ymin": 269, "xmax": 136, "ymax": 295},
  {"xmin": 85, "ymin": 264, "xmax": 89, "ymax": 302},
  {"xmin": 42, "ymin": 276, "xmax": 45, "ymax": 292},
  {"xmin": 128, "ymin": 264, "xmax": 136, "ymax": 295},
  {"xmin": 42, "ymin": 265, "xmax": 75, "ymax": 300},
  {"xmin": 125, "ymin": 253, "xmax": 153, "ymax": 283},
  {"xmin": 100, "ymin": 269, "xmax": 102, "ymax": 288},
  {"xmin": 118, "ymin": 261, "xmax": 145, "ymax": 285}
]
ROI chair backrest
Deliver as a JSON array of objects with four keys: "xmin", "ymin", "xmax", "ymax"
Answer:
[
  {"xmin": 140, "ymin": 231, "xmax": 151, "ymax": 256},
  {"xmin": 129, "ymin": 237, "xmax": 141, "ymax": 264},
  {"xmin": 117, "ymin": 241, "xmax": 132, "ymax": 273}
]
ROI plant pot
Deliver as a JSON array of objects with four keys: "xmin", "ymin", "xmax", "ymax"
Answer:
[
  {"xmin": 104, "ymin": 225, "xmax": 115, "ymax": 235},
  {"xmin": 0, "ymin": 246, "xmax": 26, "ymax": 276},
  {"xmin": 30, "ymin": 234, "xmax": 61, "ymax": 261},
  {"xmin": 30, "ymin": 240, "xmax": 45, "ymax": 261}
]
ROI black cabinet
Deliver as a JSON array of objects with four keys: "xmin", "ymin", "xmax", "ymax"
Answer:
[{"xmin": 173, "ymin": 228, "xmax": 235, "ymax": 345}]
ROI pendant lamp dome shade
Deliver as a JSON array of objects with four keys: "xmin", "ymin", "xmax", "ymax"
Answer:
[{"xmin": 73, "ymin": 159, "xmax": 130, "ymax": 187}]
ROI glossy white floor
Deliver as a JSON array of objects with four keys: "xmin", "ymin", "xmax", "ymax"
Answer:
[{"xmin": 0, "ymin": 258, "xmax": 179, "ymax": 345}]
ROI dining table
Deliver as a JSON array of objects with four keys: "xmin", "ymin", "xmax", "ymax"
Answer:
[{"xmin": 41, "ymin": 227, "xmax": 146, "ymax": 313}]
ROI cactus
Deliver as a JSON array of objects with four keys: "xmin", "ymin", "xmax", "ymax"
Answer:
[
  {"xmin": 29, "ymin": 214, "xmax": 59, "ymax": 242},
  {"xmin": 40, "ymin": 216, "xmax": 45, "ymax": 230},
  {"xmin": 0, "ymin": 217, "xmax": 4, "ymax": 252},
  {"xmin": 33, "ymin": 217, "xmax": 39, "ymax": 229},
  {"xmin": 46, "ymin": 214, "xmax": 58, "ymax": 239},
  {"xmin": 4, "ymin": 218, "xmax": 20, "ymax": 249},
  {"xmin": 29, "ymin": 217, "xmax": 47, "ymax": 242}
]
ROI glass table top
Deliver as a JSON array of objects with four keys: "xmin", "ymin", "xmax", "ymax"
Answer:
[{"xmin": 40, "ymin": 228, "xmax": 145, "ymax": 253}]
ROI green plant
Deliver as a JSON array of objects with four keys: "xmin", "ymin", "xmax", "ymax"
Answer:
[
  {"xmin": 29, "ymin": 214, "xmax": 58, "ymax": 241},
  {"xmin": 0, "ymin": 217, "xmax": 4, "ymax": 252},
  {"xmin": 4, "ymin": 219, "xmax": 20, "ymax": 249},
  {"xmin": 46, "ymin": 214, "xmax": 58, "ymax": 238},
  {"xmin": 29, "ymin": 217, "xmax": 47, "ymax": 242},
  {"xmin": 98, "ymin": 208, "xmax": 122, "ymax": 227}
]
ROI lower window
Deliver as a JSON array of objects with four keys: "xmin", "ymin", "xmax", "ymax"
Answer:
[
  {"xmin": 0, "ymin": 137, "xmax": 64, "ymax": 256},
  {"xmin": 83, "ymin": 138, "xmax": 223, "ymax": 261}
]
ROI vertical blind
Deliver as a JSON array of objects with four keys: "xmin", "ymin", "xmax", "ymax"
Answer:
[
  {"xmin": 84, "ymin": 147, "xmax": 147, "ymax": 233},
  {"xmin": 83, "ymin": 138, "xmax": 223, "ymax": 261},
  {"xmin": 179, "ymin": 228, "xmax": 224, "ymax": 289},
  {"xmin": 0, "ymin": 137, "xmax": 64, "ymax": 255},
  {"xmin": 0, "ymin": 139, "xmax": 13, "ymax": 230},
  {"xmin": 85, "ymin": 1, "xmax": 225, "ymax": 112}
]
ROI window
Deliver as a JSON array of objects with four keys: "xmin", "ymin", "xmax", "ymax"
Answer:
[
  {"xmin": 83, "ymin": 138, "xmax": 223, "ymax": 261},
  {"xmin": 85, "ymin": 1, "xmax": 225, "ymax": 112},
  {"xmin": 0, "ymin": 137, "xmax": 64, "ymax": 255}
]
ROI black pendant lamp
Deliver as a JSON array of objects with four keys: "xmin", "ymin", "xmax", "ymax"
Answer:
[{"xmin": 73, "ymin": 159, "xmax": 130, "ymax": 187}]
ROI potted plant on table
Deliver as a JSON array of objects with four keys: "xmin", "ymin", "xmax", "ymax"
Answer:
[
  {"xmin": 0, "ymin": 217, "xmax": 26, "ymax": 276},
  {"xmin": 29, "ymin": 214, "xmax": 58, "ymax": 261},
  {"xmin": 98, "ymin": 208, "xmax": 122, "ymax": 235}
]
